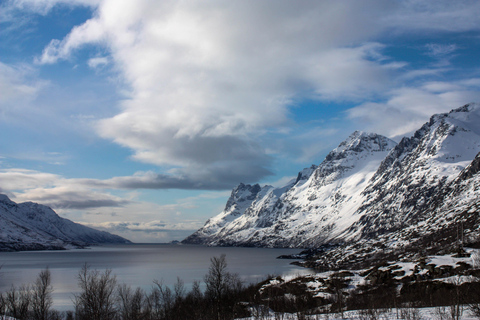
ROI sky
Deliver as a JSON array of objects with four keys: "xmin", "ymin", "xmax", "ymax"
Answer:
[{"xmin": 1, "ymin": 0, "xmax": 480, "ymax": 243}]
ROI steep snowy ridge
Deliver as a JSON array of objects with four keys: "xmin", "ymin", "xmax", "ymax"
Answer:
[
  {"xmin": 348, "ymin": 103, "xmax": 480, "ymax": 239},
  {"xmin": 0, "ymin": 195, "xmax": 130, "ymax": 251},
  {"xmin": 184, "ymin": 183, "xmax": 268, "ymax": 244},
  {"xmin": 312, "ymin": 149, "xmax": 480, "ymax": 270},
  {"xmin": 184, "ymin": 131, "xmax": 397, "ymax": 247},
  {"xmin": 185, "ymin": 103, "xmax": 480, "ymax": 261}
]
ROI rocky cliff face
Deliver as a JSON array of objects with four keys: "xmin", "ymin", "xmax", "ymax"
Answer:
[
  {"xmin": 0, "ymin": 195, "xmax": 130, "ymax": 251},
  {"xmin": 184, "ymin": 104, "xmax": 480, "ymax": 266}
]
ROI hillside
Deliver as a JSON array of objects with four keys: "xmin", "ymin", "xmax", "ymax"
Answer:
[{"xmin": 0, "ymin": 194, "xmax": 130, "ymax": 251}]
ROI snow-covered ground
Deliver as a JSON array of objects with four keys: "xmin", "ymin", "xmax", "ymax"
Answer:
[
  {"xmin": 250, "ymin": 250, "xmax": 480, "ymax": 320},
  {"xmin": 238, "ymin": 307, "xmax": 480, "ymax": 319}
]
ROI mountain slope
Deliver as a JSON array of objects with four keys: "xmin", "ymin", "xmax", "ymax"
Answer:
[
  {"xmin": 184, "ymin": 103, "xmax": 480, "ymax": 263},
  {"xmin": 346, "ymin": 103, "xmax": 480, "ymax": 239},
  {"xmin": 184, "ymin": 131, "xmax": 397, "ymax": 247},
  {"xmin": 308, "ymin": 150, "xmax": 480, "ymax": 270},
  {"xmin": 0, "ymin": 194, "xmax": 130, "ymax": 251}
]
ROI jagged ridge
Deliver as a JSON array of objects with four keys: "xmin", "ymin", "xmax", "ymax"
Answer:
[{"xmin": 184, "ymin": 131, "xmax": 397, "ymax": 247}]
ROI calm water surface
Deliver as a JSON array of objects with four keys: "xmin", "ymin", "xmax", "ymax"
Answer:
[{"xmin": 0, "ymin": 244, "xmax": 311, "ymax": 311}]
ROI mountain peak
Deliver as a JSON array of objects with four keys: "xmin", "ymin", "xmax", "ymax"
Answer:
[
  {"xmin": 325, "ymin": 131, "xmax": 396, "ymax": 162},
  {"xmin": 224, "ymin": 183, "xmax": 262, "ymax": 211},
  {"xmin": 427, "ymin": 102, "xmax": 480, "ymax": 127},
  {"xmin": 449, "ymin": 102, "xmax": 478, "ymax": 114},
  {"xmin": 0, "ymin": 194, "xmax": 14, "ymax": 204}
]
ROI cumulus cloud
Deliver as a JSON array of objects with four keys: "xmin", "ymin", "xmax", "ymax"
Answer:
[
  {"xmin": 29, "ymin": 0, "xmax": 403, "ymax": 185},
  {"xmin": 6, "ymin": 0, "xmax": 480, "ymax": 189}
]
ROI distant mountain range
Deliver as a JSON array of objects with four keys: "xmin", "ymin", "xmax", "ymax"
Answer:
[
  {"xmin": 184, "ymin": 103, "xmax": 480, "ymax": 268},
  {"xmin": 0, "ymin": 194, "xmax": 130, "ymax": 251}
]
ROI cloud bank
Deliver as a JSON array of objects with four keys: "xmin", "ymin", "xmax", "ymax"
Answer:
[
  {"xmin": 4, "ymin": 0, "xmax": 480, "ymax": 188},
  {"xmin": 26, "ymin": 0, "xmax": 407, "ymax": 187}
]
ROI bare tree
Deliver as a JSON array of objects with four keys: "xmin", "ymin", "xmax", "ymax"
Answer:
[
  {"xmin": 147, "ymin": 279, "xmax": 175, "ymax": 319},
  {"xmin": 181, "ymin": 280, "xmax": 204, "ymax": 320},
  {"xmin": 204, "ymin": 254, "xmax": 230, "ymax": 302},
  {"xmin": 0, "ymin": 292, "xmax": 5, "ymax": 317},
  {"xmin": 204, "ymin": 254, "xmax": 243, "ymax": 320},
  {"xmin": 31, "ymin": 268, "xmax": 53, "ymax": 320},
  {"xmin": 74, "ymin": 263, "xmax": 117, "ymax": 320},
  {"xmin": 174, "ymin": 277, "xmax": 185, "ymax": 303},
  {"xmin": 4, "ymin": 284, "xmax": 30, "ymax": 320},
  {"xmin": 117, "ymin": 284, "xmax": 145, "ymax": 320},
  {"xmin": 449, "ymin": 276, "xmax": 463, "ymax": 320}
]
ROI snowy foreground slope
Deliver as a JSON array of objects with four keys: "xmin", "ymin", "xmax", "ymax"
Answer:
[
  {"xmin": 0, "ymin": 194, "xmax": 130, "ymax": 251},
  {"xmin": 184, "ymin": 104, "xmax": 480, "ymax": 265}
]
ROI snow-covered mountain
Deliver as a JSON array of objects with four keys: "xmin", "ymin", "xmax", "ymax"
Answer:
[
  {"xmin": 184, "ymin": 131, "xmax": 397, "ymax": 247},
  {"xmin": 346, "ymin": 104, "xmax": 480, "ymax": 240},
  {"xmin": 184, "ymin": 104, "xmax": 480, "ymax": 260},
  {"xmin": 0, "ymin": 194, "xmax": 130, "ymax": 251}
]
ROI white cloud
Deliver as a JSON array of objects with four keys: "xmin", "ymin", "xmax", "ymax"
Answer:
[
  {"xmin": 0, "ymin": 62, "xmax": 46, "ymax": 112},
  {"xmin": 9, "ymin": 0, "xmax": 99, "ymax": 15},
  {"xmin": 0, "ymin": 167, "xmax": 220, "ymax": 241},
  {"xmin": 384, "ymin": 1, "xmax": 480, "ymax": 32},
  {"xmin": 31, "ymin": 0, "xmax": 403, "ymax": 185},
  {"xmin": 0, "ymin": 169, "xmax": 128, "ymax": 209},
  {"xmin": 13, "ymin": 186, "xmax": 130, "ymax": 209},
  {"xmin": 425, "ymin": 43, "xmax": 458, "ymax": 58},
  {"xmin": 85, "ymin": 220, "xmax": 201, "ymax": 232},
  {"xmin": 0, "ymin": 168, "xmax": 236, "ymax": 212},
  {"xmin": 37, "ymin": 18, "xmax": 106, "ymax": 64},
  {"xmin": 347, "ymin": 79, "xmax": 480, "ymax": 139},
  {"xmin": 7, "ymin": 0, "xmax": 480, "ymax": 188},
  {"xmin": 87, "ymin": 56, "xmax": 109, "ymax": 69},
  {"xmin": 303, "ymin": 43, "xmax": 399, "ymax": 101}
]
